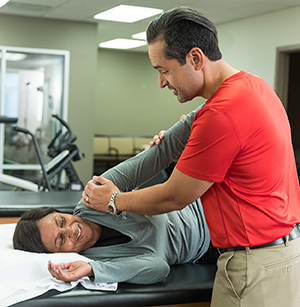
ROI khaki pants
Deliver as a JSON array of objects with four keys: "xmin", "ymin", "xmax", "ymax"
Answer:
[{"xmin": 211, "ymin": 237, "xmax": 300, "ymax": 307}]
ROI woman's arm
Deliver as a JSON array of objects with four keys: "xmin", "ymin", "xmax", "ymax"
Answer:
[
  {"xmin": 89, "ymin": 254, "xmax": 170, "ymax": 284},
  {"xmin": 48, "ymin": 254, "xmax": 170, "ymax": 285},
  {"xmin": 99, "ymin": 104, "xmax": 205, "ymax": 192}
]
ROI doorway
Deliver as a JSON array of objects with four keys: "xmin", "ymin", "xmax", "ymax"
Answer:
[{"xmin": 275, "ymin": 46, "xmax": 300, "ymax": 173}]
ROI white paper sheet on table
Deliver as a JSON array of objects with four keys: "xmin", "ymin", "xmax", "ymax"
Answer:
[{"xmin": 0, "ymin": 223, "xmax": 117, "ymax": 307}]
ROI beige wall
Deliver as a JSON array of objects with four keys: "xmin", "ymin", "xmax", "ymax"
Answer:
[
  {"xmin": 0, "ymin": 14, "xmax": 98, "ymax": 184},
  {"xmin": 95, "ymin": 5, "xmax": 300, "ymax": 137},
  {"xmin": 96, "ymin": 49, "xmax": 204, "ymax": 136}
]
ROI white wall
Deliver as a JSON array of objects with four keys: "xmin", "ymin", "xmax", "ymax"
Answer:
[{"xmin": 217, "ymin": 5, "xmax": 300, "ymax": 89}]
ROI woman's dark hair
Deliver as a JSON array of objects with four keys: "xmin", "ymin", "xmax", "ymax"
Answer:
[
  {"xmin": 13, "ymin": 207, "xmax": 60, "ymax": 253},
  {"xmin": 146, "ymin": 7, "xmax": 222, "ymax": 65}
]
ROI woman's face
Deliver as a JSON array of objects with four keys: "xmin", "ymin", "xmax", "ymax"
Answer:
[{"xmin": 38, "ymin": 212, "xmax": 100, "ymax": 253}]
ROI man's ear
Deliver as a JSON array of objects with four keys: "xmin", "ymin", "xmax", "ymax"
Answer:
[{"xmin": 187, "ymin": 47, "xmax": 204, "ymax": 70}]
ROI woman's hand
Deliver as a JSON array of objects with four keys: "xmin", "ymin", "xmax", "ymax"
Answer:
[
  {"xmin": 82, "ymin": 176, "xmax": 119, "ymax": 212},
  {"xmin": 48, "ymin": 260, "xmax": 94, "ymax": 282},
  {"xmin": 147, "ymin": 130, "xmax": 166, "ymax": 148},
  {"xmin": 146, "ymin": 115, "xmax": 186, "ymax": 149}
]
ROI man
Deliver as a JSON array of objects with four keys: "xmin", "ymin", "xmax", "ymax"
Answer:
[{"xmin": 83, "ymin": 7, "xmax": 300, "ymax": 307}]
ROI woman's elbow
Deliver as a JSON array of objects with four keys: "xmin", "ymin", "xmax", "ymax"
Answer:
[
  {"xmin": 134, "ymin": 261, "xmax": 170, "ymax": 284},
  {"xmin": 144, "ymin": 263, "xmax": 170, "ymax": 284}
]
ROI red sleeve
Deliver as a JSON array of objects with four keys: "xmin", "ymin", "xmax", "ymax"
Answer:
[{"xmin": 176, "ymin": 107, "xmax": 241, "ymax": 182}]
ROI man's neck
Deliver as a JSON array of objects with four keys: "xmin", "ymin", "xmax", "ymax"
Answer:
[{"xmin": 202, "ymin": 59, "xmax": 239, "ymax": 99}]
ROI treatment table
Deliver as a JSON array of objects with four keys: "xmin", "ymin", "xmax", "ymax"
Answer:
[
  {"xmin": 0, "ymin": 191, "xmax": 216, "ymax": 307},
  {"xmin": 11, "ymin": 263, "xmax": 216, "ymax": 307}
]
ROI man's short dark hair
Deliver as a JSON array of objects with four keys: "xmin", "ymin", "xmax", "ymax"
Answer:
[
  {"xmin": 13, "ymin": 207, "xmax": 60, "ymax": 253},
  {"xmin": 146, "ymin": 7, "xmax": 222, "ymax": 65}
]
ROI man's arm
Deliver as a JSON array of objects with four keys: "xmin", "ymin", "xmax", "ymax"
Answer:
[{"xmin": 88, "ymin": 167, "xmax": 213, "ymax": 215}]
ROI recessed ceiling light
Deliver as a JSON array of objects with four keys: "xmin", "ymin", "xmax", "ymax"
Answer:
[
  {"xmin": 94, "ymin": 5, "xmax": 163, "ymax": 23},
  {"xmin": 132, "ymin": 32, "xmax": 147, "ymax": 40},
  {"xmin": 0, "ymin": 0, "xmax": 10, "ymax": 8},
  {"xmin": 99, "ymin": 39, "xmax": 147, "ymax": 50}
]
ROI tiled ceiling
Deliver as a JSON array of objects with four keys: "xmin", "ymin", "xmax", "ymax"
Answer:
[{"xmin": 1, "ymin": 0, "xmax": 300, "ymax": 52}]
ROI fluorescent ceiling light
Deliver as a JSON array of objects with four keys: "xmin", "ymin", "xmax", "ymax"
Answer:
[
  {"xmin": 132, "ymin": 31, "xmax": 147, "ymax": 40},
  {"xmin": 7, "ymin": 53, "xmax": 27, "ymax": 61},
  {"xmin": 99, "ymin": 39, "xmax": 147, "ymax": 50},
  {"xmin": 0, "ymin": 0, "xmax": 9, "ymax": 8},
  {"xmin": 94, "ymin": 5, "xmax": 163, "ymax": 23},
  {"xmin": 0, "ymin": 53, "xmax": 27, "ymax": 61}
]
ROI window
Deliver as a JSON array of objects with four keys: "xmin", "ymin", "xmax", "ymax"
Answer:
[{"xmin": 0, "ymin": 46, "xmax": 70, "ymax": 186}]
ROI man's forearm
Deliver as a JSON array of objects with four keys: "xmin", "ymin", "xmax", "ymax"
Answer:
[
  {"xmin": 115, "ymin": 184, "xmax": 181, "ymax": 215},
  {"xmin": 114, "ymin": 168, "xmax": 214, "ymax": 215}
]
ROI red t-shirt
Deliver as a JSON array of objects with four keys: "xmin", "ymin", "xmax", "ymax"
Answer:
[{"xmin": 176, "ymin": 71, "xmax": 300, "ymax": 248}]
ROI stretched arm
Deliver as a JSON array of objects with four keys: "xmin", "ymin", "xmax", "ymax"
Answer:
[
  {"xmin": 83, "ymin": 102, "xmax": 213, "ymax": 215},
  {"xmin": 82, "ymin": 104, "xmax": 205, "ymax": 208},
  {"xmin": 97, "ymin": 104, "xmax": 205, "ymax": 192}
]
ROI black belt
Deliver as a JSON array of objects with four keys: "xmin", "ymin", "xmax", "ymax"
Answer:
[{"xmin": 219, "ymin": 224, "xmax": 300, "ymax": 254}]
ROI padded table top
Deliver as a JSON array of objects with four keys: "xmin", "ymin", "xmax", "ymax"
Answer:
[
  {"xmin": 11, "ymin": 263, "xmax": 217, "ymax": 307},
  {"xmin": 0, "ymin": 191, "xmax": 81, "ymax": 216}
]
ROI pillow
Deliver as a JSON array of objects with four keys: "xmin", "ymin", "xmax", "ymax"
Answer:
[{"xmin": 0, "ymin": 224, "xmax": 117, "ymax": 307}]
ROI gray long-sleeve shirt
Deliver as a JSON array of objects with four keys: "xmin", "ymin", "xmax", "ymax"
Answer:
[{"xmin": 74, "ymin": 104, "xmax": 210, "ymax": 284}]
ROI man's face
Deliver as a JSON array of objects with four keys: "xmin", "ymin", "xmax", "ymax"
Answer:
[
  {"xmin": 38, "ymin": 212, "xmax": 99, "ymax": 253},
  {"xmin": 148, "ymin": 39, "xmax": 201, "ymax": 103}
]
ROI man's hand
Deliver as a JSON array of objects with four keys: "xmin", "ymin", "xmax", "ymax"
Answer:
[
  {"xmin": 82, "ymin": 176, "xmax": 119, "ymax": 212},
  {"xmin": 48, "ymin": 260, "xmax": 94, "ymax": 282}
]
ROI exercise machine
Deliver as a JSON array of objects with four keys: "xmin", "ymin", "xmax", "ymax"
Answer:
[{"xmin": 0, "ymin": 115, "xmax": 84, "ymax": 192}]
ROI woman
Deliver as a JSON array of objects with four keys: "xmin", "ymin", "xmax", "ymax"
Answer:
[{"xmin": 13, "ymin": 104, "xmax": 217, "ymax": 285}]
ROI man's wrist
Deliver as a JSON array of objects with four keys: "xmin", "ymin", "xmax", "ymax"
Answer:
[{"xmin": 108, "ymin": 191, "xmax": 122, "ymax": 216}]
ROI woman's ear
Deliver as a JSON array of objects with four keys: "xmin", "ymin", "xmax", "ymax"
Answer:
[{"xmin": 187, "ymin": 47, "xmax": 204, "ymax": 70}]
